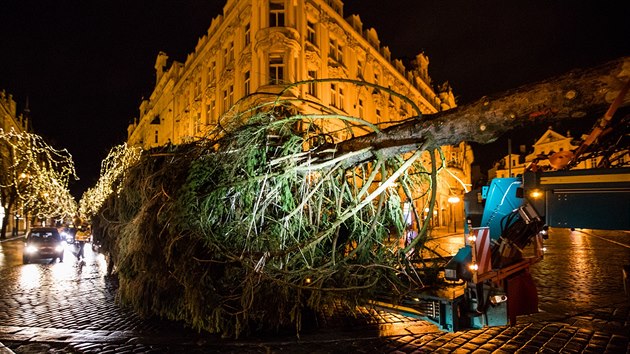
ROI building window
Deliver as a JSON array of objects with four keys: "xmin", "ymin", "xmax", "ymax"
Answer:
[
  {"xmin": 338, "ymin": 86, "xmax": 344, "ymax": 110},
  {"xmin": 223, "ymin": 85, "xmax": 234, "ymax": 113},
  {"xmin": 244, "ymin": 23, "xmax": 251, "ymax": 46},
  {"xmin": 208, "ymin": 61, "xmax": 216, "ymax": 82},
  {"xmin": 154, "ymin": 130, "xmax": 159, "ymax": 144},
  {"xmin": 307, "ymin": 70, "xmax": 317, "ymax": 97},
  {"xmin": 358, "ymin": 99, "xmax": 364, "ymax": 118},
  {"xmin": 194, "ymin": 76, "xmax": 201, "ymax": 97},
  {"xmin": 244, "ymin": 70, "xmax": 251, "ymax": 96},
  {"xmin": 269, "ymin": 55, "xmax": 284, "ymax": 85},
  {"xmin": 376, "ymin": 108, "xmax": 381, "ymax": 122},
  {"xmin": 269, "ymin": 1, "xmax": 285, "ymax": 27},
  {"xmin": 195, "ymin": 112, "xmax": 201, "ymax": 134},
  {"xmin": 307, "ymin": 20, "xmax": 317, "ymax": 46},
  {"xmin": 331, "ymin": 83, "xmax": 344, "ymax": 110},
  {"xmin": 206, "ymin": 100, "xmax": 216, "ymax": 125},
  {"xmin": 329, "ymin": 38, "xmax": 343, "ymax": 63},
  {"xmin": 224, "ymin": 42, "xmax": 234, "ymax": 64}
]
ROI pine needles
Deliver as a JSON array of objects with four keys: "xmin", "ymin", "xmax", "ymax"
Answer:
[{"xmin": 93, "ymin": 102, "xmax": 442, "ymax": 338}]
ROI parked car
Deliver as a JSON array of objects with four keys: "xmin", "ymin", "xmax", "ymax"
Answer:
[{"xmin": 23, "ymin": 227, "xmax": 64, "ymax": 263}]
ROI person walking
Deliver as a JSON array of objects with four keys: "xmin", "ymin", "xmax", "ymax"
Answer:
[{"xmin": 74, "ymin": 225, "xmax": 91, "ymax": 260}]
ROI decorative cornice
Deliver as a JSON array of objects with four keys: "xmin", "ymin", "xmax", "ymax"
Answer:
[
  {"xmin": 239, "ymin": 5, "xmax": 252, "ymax": 21},
  {"xmin": 324, "ymin": 22, "xmax": 347, "ymax": 42},
  {"xmin": 255, "ymin": 27, "xmax": 301, "ymax": 53},
  {"xmin": 305, "ymin": 3, "xmax": 320, "ymax": 20},
  {"xmin": 205, "ymin": 86, "xmax": 216, "ymax": 101},
  {"xmin": 220, "ymin": 26, "xmax": 235, "ymax": 43},
  {"xmin": 327, "ymin": 61, "xmax": 348, "ymax": 78},
  {"xmin": 238, "ymin": 50, "xmax": 252, "ymax": 68},
  {"xmin": 218, "ymin": 67, "xmax": 235, "ymax": 88},
  {"xmin": 305, "ymin": 49, "xmax": 321, "ymax": 67}
]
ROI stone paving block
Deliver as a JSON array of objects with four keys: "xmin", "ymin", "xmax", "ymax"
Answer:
[
  {"xmin": 477, "ymin": 343, "xmax": 498, "ymax": 352},
  {"xmin": 460, "ymin": 343, "xmax": 479, "ymax": 351},
  {"xmin": 563, "ymin": 341, "xmax": 587, "ymax": 353},
  {"xmin": 543, "ymin": 338, "xmax": 568, "ymax": 351},
  {"xmin": 514, "ymin": 346, "xmax": 539, "ymax": 353},
  {"xmin": 468, "ymin": 334, "xmax": 493, "ymax": 345},
  {"xmin": 581, "ymin": 346, "xmax": 602, "ymax": 354}
]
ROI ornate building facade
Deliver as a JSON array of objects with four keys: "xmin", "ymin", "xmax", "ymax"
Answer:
[
  {"xmin": 0, "ymin": 90, "xmax": 31, "ymax": 234},
  {"xmin": 126, "ymin": 0, "xmax": 473, "ymax": 233},
  {"xmin": 490, "ymin": 128, "xmax": 627, "ymax": 179}
]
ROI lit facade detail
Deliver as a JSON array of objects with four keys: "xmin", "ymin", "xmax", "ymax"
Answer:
[
  {"xmin": 491, "ymin": 127, "xmax": 628, "ymax": 179},
  {"xmin": 0, "ymin": 90, "xmax": 30, "ymax": 233},
  {"xmin": 126, "ymin": 0, "xmax": 473, "ymax": 231}
]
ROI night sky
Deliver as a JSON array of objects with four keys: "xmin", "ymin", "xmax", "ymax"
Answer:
[{"xmin": 0, "ymin": 0, "xmax": 628, "ymax": 198}]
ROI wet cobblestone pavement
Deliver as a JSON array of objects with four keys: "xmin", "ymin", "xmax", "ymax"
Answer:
[{"xmin": 0, "ymin": 228, "xmax": 628, "ymax": 353}]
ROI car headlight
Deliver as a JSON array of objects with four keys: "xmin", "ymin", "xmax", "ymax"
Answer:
[
  {"xmin": 25, "ymin": 245, "xmax": 38, "ymax": 254},
  {"xmin": 55, "ymin": 245, "xmax": 64, "ymax": 253}
]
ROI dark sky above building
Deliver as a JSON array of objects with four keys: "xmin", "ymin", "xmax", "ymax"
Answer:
[{"xmin": 0, "ymin": 0, "xmax": 628, "ymax": 198}]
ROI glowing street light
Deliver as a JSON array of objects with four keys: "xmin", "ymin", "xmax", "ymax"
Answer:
[{"xmin": 447, "ymin": 196, "xmax": 460, "ymax": 233}]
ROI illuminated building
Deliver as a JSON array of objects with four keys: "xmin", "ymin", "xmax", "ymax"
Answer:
[
  {"xmin": 126, "ymin": 0, "xmax": 473, "ymax": 233},
  {"xmin": 0, "ymin": 90, "xmax": 31, "ymax": 234},
  {"xmin": 491, "ymin": 127, "xmax": 628, "ymax": 179}
]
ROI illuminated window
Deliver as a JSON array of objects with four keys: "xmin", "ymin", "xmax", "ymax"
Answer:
[
  {"xmin": 244, "ymin": 70, "xmax": 251, "ymax": 96},
  {"xmin": 269, "ymin": 55, "xmax": 284, "ymax": 85},
  {"xmin": 307, "ymin": 20, "xmax": 317, "ymax": 45},
  {"xmin": 307, "ymin": 70, "xmax": 317, "ymax": 97},
  {"xmin": 244, "ymin": 23, "xmax": 251, "ymax": 46},
  {"xmin": 269, "ymin": 1, "xmax": 285, "ymax": 27}
]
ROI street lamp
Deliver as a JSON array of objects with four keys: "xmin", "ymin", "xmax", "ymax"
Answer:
[{"xmin": 447, "ymin": 196, "xmax": 461, "ymax": 233}]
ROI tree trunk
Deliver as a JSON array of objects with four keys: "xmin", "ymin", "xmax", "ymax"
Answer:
[
  {"xmin": 0, "ymin": 200, "xmax": 13, "ymax": 239},
  {"xmin": 0, "ymin": 212, "xmax": 7, "ymax": 239},
  {"xmin": 317, "ymin": 56, "xmax": 630, "ymax": 167}
]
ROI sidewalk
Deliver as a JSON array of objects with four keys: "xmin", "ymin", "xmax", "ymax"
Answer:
[{"xmin": 0, "ymin": 231, "xmax": 25, "ymax": 242}]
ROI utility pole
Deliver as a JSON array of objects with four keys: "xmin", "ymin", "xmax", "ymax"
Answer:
[{"xmin": 508, "ymin": 138, "xmax": 512, "ymax": 177}]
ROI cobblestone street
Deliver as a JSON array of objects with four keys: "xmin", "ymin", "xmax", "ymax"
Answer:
[{"xmin": 0, "ymin": 228, "xmax": 628, "ymax": 353}]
